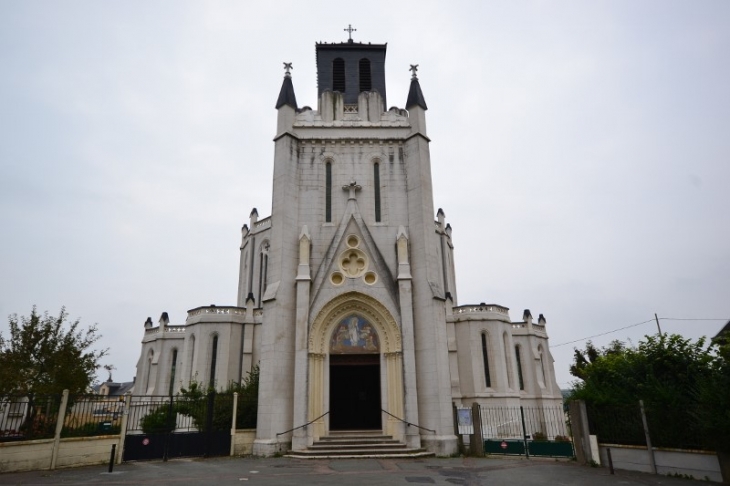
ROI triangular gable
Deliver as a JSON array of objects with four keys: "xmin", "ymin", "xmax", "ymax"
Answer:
[{"xmin": 310, "ymin": 203, "xmax": 398, "ymax": 317}]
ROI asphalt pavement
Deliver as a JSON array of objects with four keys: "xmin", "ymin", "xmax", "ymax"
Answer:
[{"xmin": 0, "ymin": 455, "xmax": 716, "ymax": 485}]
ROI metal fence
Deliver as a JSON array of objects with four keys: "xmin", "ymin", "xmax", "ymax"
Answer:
[
  {"xmin": 62, "ymin": 395, "xmax": 125, "ymax": 438},
  {"xmin": 0, "ymin": 395, "xmax": 62, "ymax": 442},
  {"xmin": 586, "ymin": 402, "xmax": 714, "ymax": 451},
  {"xmin": 125, "ymin": 393, "xmax": 253, "ymax": 434},
  {"xmin": 480, "ymin": 405, "xmax": 568, "ymax": 441},
  {"xmin": 1, "ymin": 394, "xmax": 130, "ymax": 442}
]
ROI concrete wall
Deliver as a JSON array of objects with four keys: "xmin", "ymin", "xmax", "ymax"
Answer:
[
  {"xmin": 598, "ymin": 444, "xmax": 722, "ymax": 483},
  {"xmin": 0, "ymin": 438, "xmax": 54, "ymax": 473},
  {"xmin": 55, "ymin": 436, "xmax": 117, "ymax": 469},
  {"xmin": 233, "ymin": 429, "xmax": 256, "ymax": 456},
  {"xmin": 0, "ymin": 435, "xmax": 118, "ymax": 473}
]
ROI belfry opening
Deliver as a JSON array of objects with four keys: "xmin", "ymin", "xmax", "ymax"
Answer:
[{"xmin": 328, "ymin": 315, "xmax": 381, "ymax": 430}]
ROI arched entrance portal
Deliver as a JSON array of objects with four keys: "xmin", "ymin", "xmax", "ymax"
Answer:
[
  {"xmin": 329, "ymin": 315, "xmax": 381, "ymax": 430},
  {"xmin": 308, "ymin": 292, "xmax": 404, "ymax": 440}
]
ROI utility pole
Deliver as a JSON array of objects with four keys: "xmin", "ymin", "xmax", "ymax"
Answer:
[{"xmin": 654, "ymin": 313, "xmax": 662, "ymax": 335}]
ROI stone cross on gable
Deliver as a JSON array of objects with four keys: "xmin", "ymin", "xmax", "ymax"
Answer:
[
  {"xmin": 343, "ymin": 180, "xmax": 361, "ymax": 200},
  {"xmin": 344, "ymin": 24, "xmax": 356, "ymax": 42},
  {"xmin": 409, "ymin": 64, "xmax": 419, "ymax": 80}
]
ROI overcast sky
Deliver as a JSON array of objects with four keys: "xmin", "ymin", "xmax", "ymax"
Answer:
[{"xmin": 1, "ymin": 1, "xmax": 729, "ymax": 390}]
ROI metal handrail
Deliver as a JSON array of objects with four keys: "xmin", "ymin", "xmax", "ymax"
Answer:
[
  {"xmin": 276, "ymin": 411, "xmax": 330, "ymax": 436},
  {"xmin": 381, "ymin": 409, "xmax": 436, "ymax": 433}
]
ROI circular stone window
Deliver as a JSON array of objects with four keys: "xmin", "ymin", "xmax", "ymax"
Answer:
[
  {"xmin": 346, "ymin": 234, "xmax": 360, "ymax": 248},
  {"xmin": 330, "ymin": 271, "xmax": 344, "ymax": 286},
  {"xmin": 338, "ymin": 248, "xmax": 368, "ymax": 278},
  {"xmin": 364, "ymin": 271, "xmax": 377, "ymax": 285}
]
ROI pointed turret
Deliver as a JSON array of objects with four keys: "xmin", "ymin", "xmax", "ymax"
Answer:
[
  {"xmin": 276, "ymin": 63, "xmax": 297, "ymax": 134},
  {"xmin": 406, "ymin": 64, "xmax": 427, "ymax": 135},
  {"xmin": 406, "ymin": 71, "xmax": 428, "ymax": 111}
]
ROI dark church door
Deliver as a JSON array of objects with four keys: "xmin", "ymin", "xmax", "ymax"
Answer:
[{"xmin": 329, "ymin": 354, "xmax": 381, "ymax": 430}]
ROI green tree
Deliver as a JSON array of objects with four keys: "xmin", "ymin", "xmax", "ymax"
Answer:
[
  {"xmin": 0, "ymin": 306, "xmax": 107, "ymax": 399},
  {"xmin": 569, "ymin": 334, "xmax": 713, "ymax": 407},
  {"xmin": 692, "ymin": 342, "xmax": 730, "ymax": 453},
  {"xmin": 569, "ymin": 333, "xmax": 722, "ymax": 450}
]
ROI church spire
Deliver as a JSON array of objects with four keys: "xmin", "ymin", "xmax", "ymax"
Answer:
[
  {"xmin": 275, "ymin": 62, "xmax": 298, "ymax": 110},
  {"xmin": 405, "ymin": 64, "xmax": 427, "ymax": 110}
]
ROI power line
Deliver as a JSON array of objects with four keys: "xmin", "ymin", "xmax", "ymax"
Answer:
[
  {"xmin": 551, "ymin": 316, "xmax": 730, "ymax": 349},
  {"xmin": 552, "ymin": 320, "xmax": 655, "ymax": 348}
]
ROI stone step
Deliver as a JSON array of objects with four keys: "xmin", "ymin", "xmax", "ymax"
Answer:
[
  {"xmin": 313, "ymin": 438, "xmax": 401, "ymax": 446},
  {"xmin": 285, "ymin": 448, "xmax": 434, "ymax": 459},
  {"xmin": 308, "ymin": 442, "xmax": 408, "ymax": 450}
]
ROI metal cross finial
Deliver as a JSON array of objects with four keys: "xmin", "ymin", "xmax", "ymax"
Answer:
[
  {"xmin": 283, "ymin": 62, "xmax": 293, "ymax": 77},
  {"xmin": 344, "ymin": 24, "xmax": 357, "ymax": 42},
  {"xmin": 409, "ymin": 64, "xmax": 419, "ymax": 80}
]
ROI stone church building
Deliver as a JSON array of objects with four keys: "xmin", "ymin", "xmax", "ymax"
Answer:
[{"xmin": 134, "ymin": 37, "xmax": 563, "ymax": 456}]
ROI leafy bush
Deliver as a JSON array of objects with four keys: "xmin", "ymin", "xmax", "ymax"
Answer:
[{"xmin": 140, "ymin": 406, "xmax": 176, "ymax": 434}]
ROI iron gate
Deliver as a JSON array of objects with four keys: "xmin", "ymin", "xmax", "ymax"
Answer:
[{"xmin": 123, "ymin": 392, "xmax": 231, "ymax": 461}]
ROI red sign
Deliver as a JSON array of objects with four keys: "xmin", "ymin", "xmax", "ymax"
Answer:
[
  {"xmin": 142, "ymin": 438, "xmax": 150, "ymax": 446},
  {"xmin": 500, "ymin": 441, "xmax": 508, "ymax": 450}
]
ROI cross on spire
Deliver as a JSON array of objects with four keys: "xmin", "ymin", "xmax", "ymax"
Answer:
[
  {"xmin": 344, "ymin": 24, "xmax": 357, "ymax": 42},
  {"xmin": 409, "ymin": 64, "xmax": 419, "ymax": 80},
  {"xmin": 283, "ymin": 62, "xmax": 293, "ymax": 77}
]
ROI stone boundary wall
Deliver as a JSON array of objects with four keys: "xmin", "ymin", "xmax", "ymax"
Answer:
[
  {"xmin": 233, "ymin": 429, "xmax": 256, "ymax": 456},
  {"xmin": 1, "ymin": 429, "xmax": 257, "ymax": 473},
  {"xmin": 0, "ymin": 435, "xmax": 118, "ymax": 473},
  {"xmin": 598, "ymin": 443, "xmax": 722, "ymax": 483}
]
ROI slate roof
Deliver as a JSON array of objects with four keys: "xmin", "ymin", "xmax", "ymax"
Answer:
[
  {"xmin": 275, "ymin": 76, "xmax": 298, "ymax": 110},
  {"xmin": 406, "ymin": 77, "xmax": 427, "ymax": 110}
]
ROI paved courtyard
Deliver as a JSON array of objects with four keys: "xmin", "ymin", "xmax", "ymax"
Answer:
[{"xmin": 0, "ymin": 456, "xmax": 713, "ymax": 485}]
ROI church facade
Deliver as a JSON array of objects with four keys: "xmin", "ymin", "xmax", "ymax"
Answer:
[{"xmin": 134, "ymin": 38, "xmax": 563, "ymax": 456}]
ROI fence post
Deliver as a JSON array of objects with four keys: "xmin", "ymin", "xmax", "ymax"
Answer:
[
  {"xmin": 520, "ymin": 406, "xmax": 530, "ymax": 459},
  {"xmin": 162, "ymin": 395, "xmax": 175, "ymax": 462},
  {"xmin": 639, "ymin": 400, "xmax": 657, "ymax": 474},
  {"xmin": 50, "ymin": 389, "xmax": 69, "ymax": 470},
  {"xmin": 230, "ymin": 392, "xmax": 238, "ymax": 456},
  {"xmin": 452, "ymin": 403, "xmax": 464, "ymax": 454},
  {"xmin": 116, "ymin": 392, "xmax": 131, "ymax": 464},
  {"xmin": 471, "ymin": 402, "xmax": 483, "ymax": 456},
  {"xmin": 205, "ymin": 391, "xmax": 215, "ymax": 457},
  {"xmin": 568, "ymin": 400, "xmax": 592, "ymax": 465}
]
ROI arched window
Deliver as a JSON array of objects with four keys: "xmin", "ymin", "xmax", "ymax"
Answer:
[
  {"xmin": 258, "ymin": 241, "xmax": 269, "ymax": 306},
  {"xmin": 515, "ymin": 345, "xmax": 525, "ymax": 391},
  {"xmin": 333, "ymin": 58, "xmax": 345, "ymax": 92},
  {"xmin": 538, "ymin": 346, "xmax": 547, "ymax": 384},
  {"xmin": 188, "ymin": 335, "xmax": 196, "ymax": 382},
  {"xmin": 503, "ymin": 333, "xmax": 513, "ymax": 389},
  {"xmin": 481, "ymin": 333, "xmax": 492, "ymax": 388},
  {"xmin": 359, "ymin": 58, "xmax": 372, "ymax": 92},
  {"xmin": 373, "ymin": 162, "xmax": 381, "ymax": 222},
  {"xmin": 209, "ymin": 335, "xmax": 219, "ymax": 387},
  {"xmin": 168, "ymin": 349, "xmax": 178, "ymax": 396},
  {"xmin": 325, "ymin": 162, "xmax": 332, "ymax": 222},
  {"xmin": 145, "ymin": 349, "xmax": 154, "ymax": 394}
]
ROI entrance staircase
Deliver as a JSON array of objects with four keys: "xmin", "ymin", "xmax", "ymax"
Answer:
[{"xmin": 285, "ymin": 430, "xmax": 434, "ymax": 459}]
